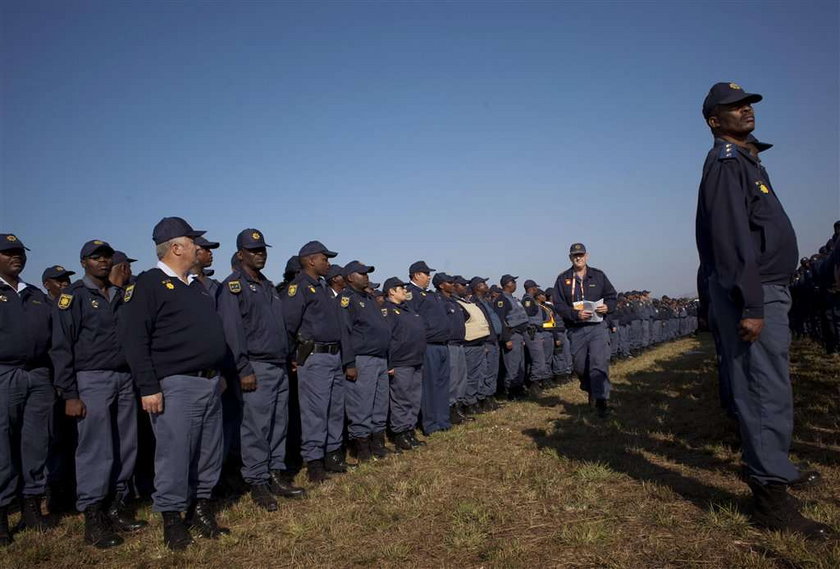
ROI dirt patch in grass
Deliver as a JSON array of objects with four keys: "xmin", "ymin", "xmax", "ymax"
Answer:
[{"xmin": 3, "ymin": 335, "xmax": 839, "ymax": 569}]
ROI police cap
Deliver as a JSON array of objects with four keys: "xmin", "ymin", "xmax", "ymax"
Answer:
[
  {"xmin": 523, "ymin": 279, "xmax": 539, "ymax": 289},
  {"xmin": 152, "ymin": 217, "xmax": 205, "ymax": 245},
  {"xmin": 432, "ymin": 272, "xmax": 454, "ymax": 287},
  {"xmin": 298, "ymin": 240, "xmax": 337, "ymax": 258},
  {"xmin": 383, "ymin": 277, "xmax": 408, "ymax": 292},
  {"xmin": 500, "ymin": 274, "xmax": 518, "ymax": 286},
  {"xmin": 409, "ymin": 260, "xmax": 435, "ymax": 275},
  {"xmin": 0, "ymin": 234, "xmax": 28, "ymax": 252},
  {"xmin": 469, "ymin": 276, "xmax": 488, "ymax": 289},
  {"xmin": 194, "ymin": 236, "xmax": 220, "ymax": 250},
  {"xmin": 702, "ymin": 82, "xmax": 762, "ymax": 119},
  {"xmin": 343, "ymin": 260, "xmax": 374, "ymax": 277},
  {"xmin": 112, "ymin": 251, "xmax": 137, "ymax": 265},
  {"xmin": 237, "ymin": 229, "xmax": 271, "ymax": 250},
  {"xmin": 569, "ymin": 243, "xmax": 586, "ymax": 255},
  {"xmin": 80, "ymin": 240, "xmax": 115, "ymax": 259},
  {"xmin": 42, "ymin": 265, "xmax": 75, "ymax": 281}
]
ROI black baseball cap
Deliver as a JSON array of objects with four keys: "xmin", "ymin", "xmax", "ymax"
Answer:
[
  {"xmin": 326, "ymin": 264, "xmax": 343, "ymax": 281},
  {"xmin": 469, "ymin": 276, "xmax": 488, "ymax": 289},
  {"xmin": 523, "ymin": 279, "xmax": 539, "ymax": 289},
  {"xmin": 195, "ymin": 236, "xmax": 220, "ymax": 250},
  {"xmin": 452, "ymin": 275, "xmax": 469, "ymax": 286},
  {"xmin": 0, "ymin": 234, "xmax": 28, "ymax": 252},
  {"xmin": 409, "ymin": 260, "xmax": 435, "ymax": 275},
  {"xmin": 80, "ymin": 240, "xmax": 115, "ymax": 259},
  {"xmin": 383, "ymin": 277, "xmax": 408, "ymax": 292},
  {"xmin": 343, "ymin": 260, "xmax": 374, "ymax": 277},
  {"xmin": 433, "ymin": 272, "xmax": 454, "ymax": 287},
  {"xmin": 500, "ymin": 274, "xmax": 518, "ymax": 286},
  {"xmin": 42, "ymin": 265, "xmax": 75, "ymax": 281},
  {"xmin": 236, "ymin": 228, "xmax": 271, "ymax": 250},
  {"xmin": 298, "ymin": 240, "xmax": 337, "ymax": 258},
  {"xmin": 569, "ymin": 243, "xmax": 586, "ymax": 255},
  {"xmin": 702, "ymin": 82, "xmax": 762, "ymax": 119},
  {"xmin": 284, "ymin": 255, "xmax": 300, "ymax": 275},
  {"xmin": 204, "ymin": 268, "xmax": 215, "ymax": 277},
  {"xmin": 369, "ymin": 282, "xmax": 381, "ymax": 290},
  {"xmin": 152, "ymin": 217, "xmax": 205, "ymax": 245}
]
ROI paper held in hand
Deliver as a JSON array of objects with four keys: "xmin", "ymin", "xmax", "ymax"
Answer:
[{"xmin": 573, "ymin": 298, "xmax": 605, "ymax": 323}]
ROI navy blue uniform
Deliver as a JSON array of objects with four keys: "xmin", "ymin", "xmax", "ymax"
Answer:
[
  {"xmin": 696, "ymin": 138, "xmax": 802, "ymax": 485},
  {"xmin": 384, "ymin": 300, "xmax": 426, "ymax": 434},
  {"xmin": 50, "ymin": 277, "xmax": 137, "ymax": 512},
  {"xmin": 442, "ymin": 295, "xmax": 468, "ymax": 407},
  {"xmin": 474, "ymin": 297, "xmax": 501, "ymax": 399},
  {"xmin": 0, "ymin": 279, "xmax": 54, "ymax": 508},
  {"xmin": 493, "ymin": 293, "xmax": 528, "ymax": 393}
]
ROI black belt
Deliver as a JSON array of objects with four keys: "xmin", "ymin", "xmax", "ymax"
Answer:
[
  {"xmin": 312, "ymin": 343, "xmax": 340, "ymax": 355},
  {"xmin": 183, "ymin": 369, "xmax": 218, "ymax": 379}
]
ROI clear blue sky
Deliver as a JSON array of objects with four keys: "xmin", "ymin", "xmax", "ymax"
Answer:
[{"xmin": 2, "ymin": 1, "xmax": 838, "ymax": 296}]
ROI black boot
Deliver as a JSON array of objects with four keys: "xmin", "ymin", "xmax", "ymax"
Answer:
[
  {"xmin": 306, "ymin": 460, "xmax": 330, "ymax": 484},
  {"xmin": 790, "ymin": 468, "xmax": 822, "ymax": 490},
  {"xmin": 161, "ymin": 511, "xmax": 193, "ymax": 551},
  {"xmin": 84, "ymin": 504, "xmax": 123, "ymax": 548},
  {"xmin": 106, "ymin": 498, "xmax": 148, "ymax": 532},
  {"xmin": 20, "ymin": 495, "xmax": 52, "ymax": 532},
  {"xmin": 268, "ymin": 470, "xmax": 306, "ymax": 498},
  {"xmin": 392, "ymin": 431, "xmax": 414, "ymax": 452},
  {"xmin": 249, "ymin": 484, "xmax": 278, "ymax": 512},
  {"xmin": 527, "ymin": 382, "xmax": 542, "ymax": 398},
  {"xmin": 408, "ymin": 430, "xmax": 427, "ymax": 447},
  {"xmin": 370, "ymin": 431, "xmax": 392, "ymax": 459},
  {"xmin": 749, "ymin": 480, "xmax": 834, "ymax": 540},
  {"xmin": 325, "ymin": 448, "xmax": 348, "ymax": 473},
  {"xmin": 595, "ymin": 398, "xmax": 612, "ymax": 418},
  {"xmin": 544, "ymin": 377, "xmax": 557, "ymax": 389},
  {"xmin": 0, "ymin": 506, "xmax": 13, "ymax": 547},
  {"xmin": 458, "ymin": 404, "xmax": 476, "ymax": 422},
  {"xmin": 449, "ymin": 405, "xmax": 464, "ymax": 425},
  {"xmin": 352, "ymin": 437, "xmax": 372, "ymax": 463},
  {"xmin": 185, "ymin": 498, "xmax": 230, "ymax": 538}
]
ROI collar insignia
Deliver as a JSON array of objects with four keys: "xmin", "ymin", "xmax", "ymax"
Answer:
[
  {"xmin": 90, "ymin": 299, "xmax": 100, "ymax": 309},
  {"xmin": 162, "ymin": 279, "xmax": 175, "ymax": 290},
  {"xmin": 308, "ymin": 285, "xmax": 317, "ymax": 293}
]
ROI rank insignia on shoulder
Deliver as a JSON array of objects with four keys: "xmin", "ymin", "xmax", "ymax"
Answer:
[
  {"xmin": 308, "ymin": 285, "xmax": 317, "ymax": 293},
  {"xmin": 162, "ymin": 279, "xmax": 175, "ymax": 290},
  {"xmin": 381, "ymin": 308, "xmax": 388, "ymax": 317},
  {"xmin": 58, "ymin": 294, "xmax": 73, "ymax": 310},
  {"xmin": 228, "ymin": 281, "xmax": 242, "ymax": 294},
  {"xmin": 124, "ymin": 285, "xmax": 135, "ymax": 302},
  {"xmin": 755, "ymin": 180, "xmax": 770, "ymax": 194},
  {"xmin": 497, "ymin": 300, "xmax": 504, "ymax": 308},
  {"xmin": 719, "ymin": 144, "xmax": 736, "ymax": 159},
  {"xmin": 288, "ymin": 284, "xmax": 298, "ymax": 297},
  {"xmin": 340, "ymin": 296, "xmax": 350, "ymax": 308}
]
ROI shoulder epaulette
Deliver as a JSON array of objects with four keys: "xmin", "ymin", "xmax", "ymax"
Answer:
[
  {"xmin": 57, "ymin": 293, "xmax": 74, "ymax": 310},
  {"xmin": 718, "ymin": 143, "xmax": 737, "ymax": 160}
]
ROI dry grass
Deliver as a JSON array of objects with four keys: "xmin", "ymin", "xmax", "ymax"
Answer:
[{"xmin": 3, "ymin": 334, "xmax": 840, "ymax": 569}]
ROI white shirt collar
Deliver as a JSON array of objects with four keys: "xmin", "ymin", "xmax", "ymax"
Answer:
[
  {"xmin": 0, "ymin": 275, "xmax": 28, "ymax": 294},
  {"xmin": 410, "ymin": 279, "xmax": 427, "ymax": 291},
  {"xmin": 157, "ymin": 261, "xmax": 197, "ymax": 284}
]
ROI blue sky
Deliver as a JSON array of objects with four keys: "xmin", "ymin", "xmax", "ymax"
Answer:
[{"xmin": 2, "ymin": 1, "xmax": 838, "ymax": 296}]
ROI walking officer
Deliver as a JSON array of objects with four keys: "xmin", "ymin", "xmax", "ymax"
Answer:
[
  {"xmin": 552, "ymin": 243, "xmax": 617, "ymax": 417},
  {"xmin": 696, "ymin": 82, "xmax": 832, "ymax": 538},
  {"xmin": 493, "ymin": 274, "xmax": 528, "ymax": 399},
  {"xmin": 119, "ymin": 217, "xmax": 230, "ymax": 551},
  {"xmin": 51, "ymin": 239, "xmax": 146, "ymax": 548},
  {"xmin": 0, "ymin": 233, "xmax": 55, "ymax": 545},
  {"xmin": 217, "ymin": 229, "xmax": 304, "ymax": 512},
  {"xmin": 282, "ymin": 241, "xmax": 348, "ymax": 483}
]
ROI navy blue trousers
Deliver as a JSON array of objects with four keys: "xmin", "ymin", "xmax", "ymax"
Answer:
[
  {"xmin": 501, "ymin": 333, "xmax": 525, "ymax": 391},
  {"xmin": 389, "ymin": 365, "xmax": 422, "ymax": 433},
  {"xmin": 448, "ymin": 345, "xmax": 467, "ymax": 406},
  {"xmin": 420, "ymin": 344, "xmax": 450, "ymax": 435},
  {"xmin": 297, "ymin": 352, "xmax": 344, "ymax": 462},
  {"xmin": 345, "ymin": 355, "xmax": 388, "ymax": 439},
  {"xmin": 568, "ymin": 323, "xmax": 611, "ymax": 400}
]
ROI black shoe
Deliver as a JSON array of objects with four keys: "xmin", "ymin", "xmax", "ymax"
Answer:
[
  {"xmin": 351, "ymin": 437, "xmax": 373, "ymax": 463},
  {"xmin": 47, "ymin": 482, "xmax": 76, "ymax": 515},
  {"xmin": 20, "ymin": 495, "xmax": 52, "ymax": 532},
  {"xmin": 449, "ymin": 405, "xmax": 464, "ymax": 425},
  {"xmin": 162, "ymin": 511, "xmax": 193, "ymax": 551},
  {"xmin": 0, "ymin": 506, "xmax": 11, "ymax": 547},
  {"xmin": 306, "ymin": 460, "xmax": 330, "ymax": 484},
  {"xmin": 106, "ymin": 498, "xmax": 147, "ymax": 533},
  {"xmin": 457, "ymin": 404, "xmax": 476, "ymax": 422},
  {"xmin": 268, "ymin": 471, "xmax": 306, "ymax": 498},
  {"xmin": 370, "ymin": 431, "xmax": 392, "ymax": 459},
  {"xmin": 84, "ymin": 504, "xmax": 123, "ymax": 549},
  {"xmin": 249, "ymin": 484, "xmax": 278, "ymax": 512},
  {"xmin": 749, "ymin": 481, "xmax": 834, "ymax": 540},
  {"xmin": 527, "ymin": 382, "xmax": 542, "ymax": 398},
  {"xmin": 408, "ymin": 430, "xmax": 427, "ymax": 447},
  {"xmin": 595, "ymin": 399, "xmax": 612, "ymax": 418},
  {"xmin": 392, "ymin": 431, "xmax": 414, "ymax": 452},
  {"xmin": 325, "ymin": 448, "xmax": 348, "ymax": 473},
  {"xmin": 790, "ymin": 469, "xmax": 822, "ymax": 490},
  {"xmin": 185, "ymin": 499, "xmax": 229, "ymax": 539},
  {"xmin": 544, "ymin": 378, "xmax": 557, "ymax": 389}
]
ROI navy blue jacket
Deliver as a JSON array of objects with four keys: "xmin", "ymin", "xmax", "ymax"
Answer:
[
  {"xmin": 493, "ymin": 293, "xmax": 529, "ymax": 342},
  {"xmin": 282, "ymin": 271, "xmax": 343, "ymax": 348},
  {"xmin": 338, "ymin": 287, "xmax": 390, "ymax": 366},
  {"xmin": 0, "ymin": 279, "xmax": 52, "ymax": 368},
  {"xmin": 405, "ymin": 283, "xmax": 450, "ymax": 344},
  {"xmin": 696, "ymin": 138, "xmax": 798, "ymax": 318},
  {"xmin": 441, "ymin": 293, "xmax": 467, "ymax": 343},
  {"xmin": 51, "ymin": 277, "xmax": 128, "ymax": 399},
  {"xmin": 384, "ymin": 300, "xmax": 426, "ymax": 367},
  {"xmin": 217, "ymin": 269, "xmax": 289, "ymax": 379},
  {"xmin": 552, "ymin": 266, "xmax": 617, "ymax": 327},
  {"xmin": 119, "ymin": 268, "xmax": 229, "ymax": 396}
]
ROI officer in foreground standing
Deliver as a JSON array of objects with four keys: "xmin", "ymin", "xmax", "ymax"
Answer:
[
  {"xmin": 217, "ymin": 229, "xmax": 304, "ymax": 512},
  {"xmin": 0, "ymin": 234, "xmax": 55, "ymax": 545},
  {"xmin": 696, "ymin": 82, "xmax": 832, "ymax": 539},
  {"xmin": 119, "ymin": 217, "xmax": 230, "ymax": 550},
  {"xmin": 552, "ymin": 243, "xmax": 617, "ymax": 417},
  {"xmin": 51, "ymin": 240, "xmax": 146, "ymax": 548}
]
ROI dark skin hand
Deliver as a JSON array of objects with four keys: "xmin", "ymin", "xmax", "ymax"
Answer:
[
  {"xmin": 345, "ymin": 367, "xmax": 357, "ymax": 382},
  {"xmin": 240, "ymin": 373, "xmax": 257, "ymax": 392},
  {"xmin": 739, "ymin": 318, "xmax": 764, "ymax": 343},
  {"xmin": 65, "ymin": 398, "xmax": 86, "ymax": 418}
]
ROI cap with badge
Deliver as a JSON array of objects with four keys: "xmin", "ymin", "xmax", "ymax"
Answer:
[
  {"xmin": 409, "ymin": 260, "xmax": 435, "ymax": 275},
  {"xmin": 382, "ymin": 277, "xmax": 408, "ymax": 292},
  {"xmin": 42, "ymin": 265, "xmax": 76, "ymax": 281},
  {"xmin": 298, "ymin": 240, "xmax": 337, "ymax": 258},
  {"xmin": 152, "ymin": 217, "xmax": 205, "ymax": 245},
  {"xmin": 236, "ymin": 229, "xmax": 271, "ymax": 250},
  {"xmin": 500, "ymin": 274, "xmax": 518, "ymax": 286},
  {"xmin": 342, "ymin": 260, "xmax": 375, "ymax": 277},
  {"xmin": 0, "ymin": 234, "xmax": 29, "ymax": 252},
  {"xmin": 523, "ymin": 279, "xmax": 539, "ymax": 289},
  {"xmin": 569, "ymin": 243, "xmax": 587, "ymax": 255},
  {"xmin": 195, "ymin": 236, "xmax": 220, "ymax": 250},
  {"xmin": 702, "ymin": 82, "xmax": 762, "ymax": 119},
  {"xmin": 432, "ymin": 272, "xmax": 454, "ymax": 287},
  {"xmin": 80, "ymin": 240, "xmax": 115, "ymax": 259},
  {"xmin": 112, "ymin": 251, "xmax": 137, "ymax": 265}
]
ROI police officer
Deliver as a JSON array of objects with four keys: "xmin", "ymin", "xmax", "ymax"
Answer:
[
  {"xmin": 51, "ymin": 239, "xmax": 146, "ymax": 548},
  {"xmin": 338, "ymin": 261, "xmax": 391, "ymax": 461},
  {"xmin": 469, "ymin": 277, "xmax": 502, "ymax": 410},
  {"xmin": 217, "ymin": 229, "xmax": 304, "ymax": 512},
  {"xmin": 108, "ymin": 251, "xmax": 136, "ymax": 289},
  {"xmin": 493, "ymin": 275, "xmax": 528, "ymax": 400},
  {"xmin": 544, "ymin": 288, "xmax": 572, "ymax": 380},
  {"xmin": 436, "ymin": 274, "xmax": 472, "ymax": 425},
  {"xmin": 194, "ymin": 236, "xmax": 221, "ymax": 300},
  {"xmin": 119, "ymin": 217, "xmax": 230, "ymax": 550},
  {"xmin": 521, "ymin": 279, "xmax": 552, "ymax": 394},
  {"xmin": 282, "ymin": 241, "xmax": 348, "ymax": 482},
  {"xmin": 382, "ymin": 277, "xmax": 427, "ymax": 450},
  {"xmin": 406, "ymin": 261, "xmax": 451, "ymax": 435},
  {"xmin": 696, "ymin": 82, "xmax": 831, "ymax": 538},
  {"xmin": 327, "ymin": 264, "xmax": 345, "ymax": 297},
  {"xmin": 552, "ymin": 243, "xmax": 617, "ymax": 417},
  {"xmin": 452, "ymin": 275, "xmax": 490, "ymax": 416},
  {"xmin": 0, "ymin": 234, "xmax": 55, "ymax": 544},
  {"xmin": 42, "ymin": 266, "xmax": 76, "ymax": 301}
]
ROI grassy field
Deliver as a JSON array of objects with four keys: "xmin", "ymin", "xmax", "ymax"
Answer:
[{"xmin": 3, "ymin": 333, "xmax": 839, "ymax": 569}]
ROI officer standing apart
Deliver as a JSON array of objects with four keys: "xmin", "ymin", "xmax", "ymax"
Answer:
[
  {"xmin": 217, "ymin": 229, "xmax": 304, "ymax": 512},
  {"xmin": 0, "ymin": 234, "xmax": 55, "ymax": 545},
  {"xmin": 51, "ymin": 240, "xmax": 146, "ymax": 548},
  {"xmin": 552, "ymin": 243, "xmax": 617, "ymax": 417},
  {"xmin": 282, "ymin": 241, "xmax": 348, "ymax": 482},
  {"xmin": 119, "ymin": 217, "xmax": 230, "ymax": 551},
  {"xmin": 696, "ymin": 82, "xmax": 832, "ymax": 538},
  {"xmin": 338, "ymin": 261, "xmax": 392, "ymax": 461}
]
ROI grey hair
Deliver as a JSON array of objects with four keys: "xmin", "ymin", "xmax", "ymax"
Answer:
[{"xmin": 155, "ymin": 237, "xmax": 185, "ymax": 260}]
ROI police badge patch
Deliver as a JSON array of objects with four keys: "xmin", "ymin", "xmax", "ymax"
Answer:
[
  {"xmin": 58, "ymin": 294, "xmax": 73, "ymax": 310},
  {"xmin": 228, "ymin": 281, "xmax": 242, "ymax": 294},
  {"xmin": 123, "ymin": 284, "xmax": 135, "ymax": 302},
  {"xmin": 288, "ymin": 284, "xmax": 298, "ymax": 297},
  {"xmin": 340, "ymin": 296, "xmax": 350, "ymax": 308}
]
